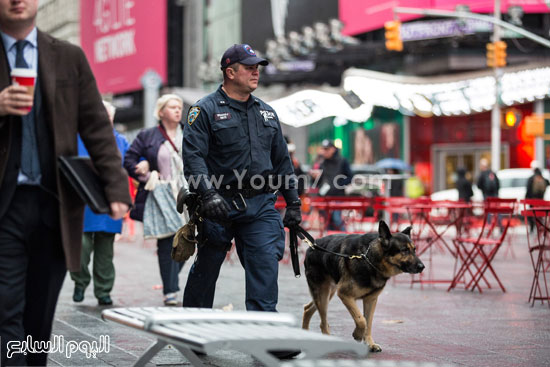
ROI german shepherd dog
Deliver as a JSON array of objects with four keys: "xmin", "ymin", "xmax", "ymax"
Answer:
[{"xmin": 302, "ymin": 221, "xmax": 424, "ymax": 352}]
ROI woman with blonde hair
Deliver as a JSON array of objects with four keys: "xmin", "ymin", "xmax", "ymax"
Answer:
[{"xmin": 124, "ymin": 94, "xmax": 188, "ymax": 305}]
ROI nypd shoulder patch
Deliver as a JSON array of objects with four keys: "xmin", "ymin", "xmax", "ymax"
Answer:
[{"xmin": 188, "ymin": 107, "xmax": 201, "ymax": 125}]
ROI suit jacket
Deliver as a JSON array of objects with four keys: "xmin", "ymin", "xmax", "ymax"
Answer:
[{"xmin": 0, "ymin": 30, "xmax": 131, "ymax": 271}]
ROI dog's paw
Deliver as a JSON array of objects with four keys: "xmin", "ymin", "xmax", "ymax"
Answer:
[
  {"xmin": 320, "ymin": 322, "xmax": 331, "ymax": 335},
  {"xmin": 369, "ymin": 343, "xmax": 382, "ymax": 353},
  {"xmin": 352, "ymin": 327, "xmax": 365, "ymax": 341}
]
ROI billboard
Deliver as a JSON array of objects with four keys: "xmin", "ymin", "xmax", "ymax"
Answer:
[
  {"xmin": 353, "ymin": 124, "xmax": 400, "ymax": 165},
  {"xmin": 80, "ymin": 0, "xmax": 167, "ymax": 94},
  {"xmin": 241, "ymin": 0, "xmax": 338, "ymax": 53},
  {"xmin": 339, "ymin": 0, "xmax": 550, "ymax": 36}
]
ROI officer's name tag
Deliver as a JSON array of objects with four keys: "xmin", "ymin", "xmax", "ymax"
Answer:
[
  {"xmin": 214, "ymin": 112, "xmax": 231, "ymax": 121},
  {"xmin": 260, "ymin": 110, "xmax": 276, "ymax": 121}
]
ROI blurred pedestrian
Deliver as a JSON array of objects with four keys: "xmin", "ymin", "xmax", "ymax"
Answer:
[
  {"xmin": 387, "ymin": 168, "xmax": 404, "ymax": 197},
  {"xmin": 0, "ymin": 1, "xmax": 131, "ymax": 365},
  {"xmin": 181, "ymin": 43, "xmax": 301, "ymax": 316},
  {"xmin": 124, "ymin": 94, "xmax": 188, "ymax": 306},
  {"xmin": 525, "ymin": 163, "xmax": 549, "ymax": 232},
  {"xmin": 386, "ymin": 168, "xmax": 404, "ymax": 225},
  {"xmin": 477, "ymin": 158, "xmax": 499, "ymax": 199},
  {"xmin": 456, "ymin": 167, "xmax": 474, "ymax": 203},
  {"xmin": 70, "ymin": 101, "xmax": 129, "ymax": 306},
  {"xmin": 526, "ymin": 163, "xmax": 548, "ymax": 200},
  {"xmin": 405, "ymin": 169, "xmax": 425, "ymax": 199},
  {"xmin": 310, "ymin": 139, "xmax": 352, "ymax": 231},
  {"xmin": 477, "ymin": 158, "xmax": 502, "ymax": 230}
]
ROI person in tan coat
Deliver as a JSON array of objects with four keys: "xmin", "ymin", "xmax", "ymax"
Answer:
[{"xmin": 0, "ymin": 1, "xmax": 131, "ymax": 365}]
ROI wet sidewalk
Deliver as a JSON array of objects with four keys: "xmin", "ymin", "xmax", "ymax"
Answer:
[{"xmin": 48, "ymin": 224, "xmax": 550, "ymax": 366}]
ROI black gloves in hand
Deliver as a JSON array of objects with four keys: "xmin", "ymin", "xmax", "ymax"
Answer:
[
  {"xmin": 200, "ymin": 191, "xmax": 231, "ymax": 220},
  {"xmin": 176, "ymin": 187, "xmax": 192, "ymax": 214},
  {"xmin": 283, "ymin": 200, "xmax": 302, "ymax": 227}
]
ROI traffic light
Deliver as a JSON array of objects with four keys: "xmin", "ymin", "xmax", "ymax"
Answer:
[
  {"xmin": 502, "ymin": 108, "xmax": 521, "ymax": 129},
  {"xmin": 495, "ymin": 41, "xmax": 507, "ymax": 67},
  {"xmin": 486, "ymin": 42, "xmax": 496, "ymax": 68},
  {"xmin": 486, "ymin": 41, "xmax": 507, "ymax": 68},
  {"xmin": 384, "ymin": 21, "xmax": 403, "ymax": 51}
]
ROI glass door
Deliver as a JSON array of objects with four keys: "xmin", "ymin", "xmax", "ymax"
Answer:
[
  {"xmin": 444, "ymin": 153, "xmax": 475, "ymax": 189},
  {"xmin": 432, "ymin": 144, "xmax": 509, "ymax": 192}
]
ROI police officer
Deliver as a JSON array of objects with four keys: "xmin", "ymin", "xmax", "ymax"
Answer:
[{"xmin": 181, "ymin": 44, "xmax": 302, "ymax": 312}]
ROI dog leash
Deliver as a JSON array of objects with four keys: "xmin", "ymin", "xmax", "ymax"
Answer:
[
  {"xmin": 288, "ymin": 226, "xmax": 302, "ymax": 277},
  {"xmin": 289, "ymin": 225, "xmax": 384, "ymax": 276}
]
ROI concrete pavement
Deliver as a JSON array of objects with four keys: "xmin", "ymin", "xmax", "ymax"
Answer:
[{"xmin": 46, "ymin": 223, "xmax": 550, "ymax": 366}]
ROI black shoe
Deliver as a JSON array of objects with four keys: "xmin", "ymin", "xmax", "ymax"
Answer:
[
  {"xmin": 268, "ymin": 350, "xmax": 301, "ymax": 360},
  {"xmin": 73, "ymin": 287, "xmax": 84, "ymax": 302},
  {"xmin": 97, "ymin": 296, "xmax": 113, "ymax": 306}
]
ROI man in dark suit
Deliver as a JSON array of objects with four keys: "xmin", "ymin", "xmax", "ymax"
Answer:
[{"xmin": 0, "ymin": 1, "xmax": 131, "ymax": 365}]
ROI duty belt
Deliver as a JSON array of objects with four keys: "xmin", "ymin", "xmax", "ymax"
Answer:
[{"xmin": 220, "ymin": 187, "xmax": 278, "ymax": 213}]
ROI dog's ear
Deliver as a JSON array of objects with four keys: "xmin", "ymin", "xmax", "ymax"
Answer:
[
  {"xmin": 401, "ymin": 226, "xmax": 412, "ymax": 237},
  {"xmin": 378, "ymin": 221, "xmax": 392, "ymax": 241}
]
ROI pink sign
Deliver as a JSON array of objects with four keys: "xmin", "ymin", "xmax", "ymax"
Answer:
[
  {"xmin": 80, "ymin": 0, "xmax": 167, "ymax": 94},
  {"xmin": 339, "ymin": 0, "xmax": 549, "ymax": 35}
]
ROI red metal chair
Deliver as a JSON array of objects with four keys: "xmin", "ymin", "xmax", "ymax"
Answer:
[
  {"xmin": 449, "ymin": 202, "xmax": 515, "ymax": 293},
  {"xmin": 486, "ymin": 198, "xmax": 519, "ymax": 259}
]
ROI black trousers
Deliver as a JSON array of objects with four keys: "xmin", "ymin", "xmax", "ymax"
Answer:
[{"xmin": 0, "ymin": 186, "xmax": 66, "ymax": 366}]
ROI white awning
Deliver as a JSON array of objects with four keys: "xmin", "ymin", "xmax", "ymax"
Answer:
[
  {"xmin": 266, "ymin": 62, "xmax": 550, "ymax": 126},
  {"xmin": 343, "ymin": 63, "xmax": 550, "ymax": 117}
]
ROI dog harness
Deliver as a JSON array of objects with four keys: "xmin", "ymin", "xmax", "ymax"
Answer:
[{"xmin": 288, "ymin": 225, "xmax": 384, "ymax": 277}]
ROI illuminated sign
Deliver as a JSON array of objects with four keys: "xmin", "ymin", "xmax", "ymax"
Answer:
[{"xmin": 80, "ymin": 0, "xmax": 167, "ymax": 94}]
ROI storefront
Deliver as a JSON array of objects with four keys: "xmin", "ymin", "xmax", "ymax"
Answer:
[
  {"xmin": 410, "ymin": 104, "xmax": 535, "ymax": 192},
  {"xmin": 269, "ymin": 63, "xmax": 550, "ymax": 192}
]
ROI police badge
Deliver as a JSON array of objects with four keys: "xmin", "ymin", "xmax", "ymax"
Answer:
[{"xmin": 188, "ymin": 107, "xmax": 201, "ymax": 125}]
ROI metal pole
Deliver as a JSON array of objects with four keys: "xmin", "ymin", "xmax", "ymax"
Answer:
[
  {"xmin": 182, "ymin": 0, "xmax": 203, "ymax": 88},
  {"xmin": 141, "ymin": 70, "xmax": 163, "ymax": 128},
  {"xmin": 535, "ymin": 100, "xmax": 544, "ymax": 168},
  {"xmin": 491, "ymin": 0, "xmax": 501, "ymax": 172}
]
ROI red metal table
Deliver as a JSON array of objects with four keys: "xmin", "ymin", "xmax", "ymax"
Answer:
[{"xmin": 405, "ymin": 202, "xmax": 471, "ymax": 286}]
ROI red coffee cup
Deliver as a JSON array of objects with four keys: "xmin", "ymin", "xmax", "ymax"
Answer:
[{"xmin": 11, "ymin": 68, "xmax": 36, "ymax": 113}]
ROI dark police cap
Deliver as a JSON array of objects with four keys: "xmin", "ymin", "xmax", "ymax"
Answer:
[{"xmin": 220, "ymin": 44, "xmax": 269, "ymax": 69}]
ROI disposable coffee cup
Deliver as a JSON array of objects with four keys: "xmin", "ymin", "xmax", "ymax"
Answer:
[{"xmin": 11, "ymin": 68, "xmax": 36, "ymax": 112}]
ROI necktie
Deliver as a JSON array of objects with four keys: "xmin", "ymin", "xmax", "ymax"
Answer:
[
  {"xmin": 15, "ymin": 40, "xmax": 29, "ymax": 68},
  {"xmin": 15, "ymin": 40, "xmax": 40, "ymax": 183}
]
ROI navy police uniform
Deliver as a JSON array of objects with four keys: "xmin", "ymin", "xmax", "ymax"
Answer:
[{"xmin": 182, "ymin": 85, "xmax": 299, "ymax": 311}]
